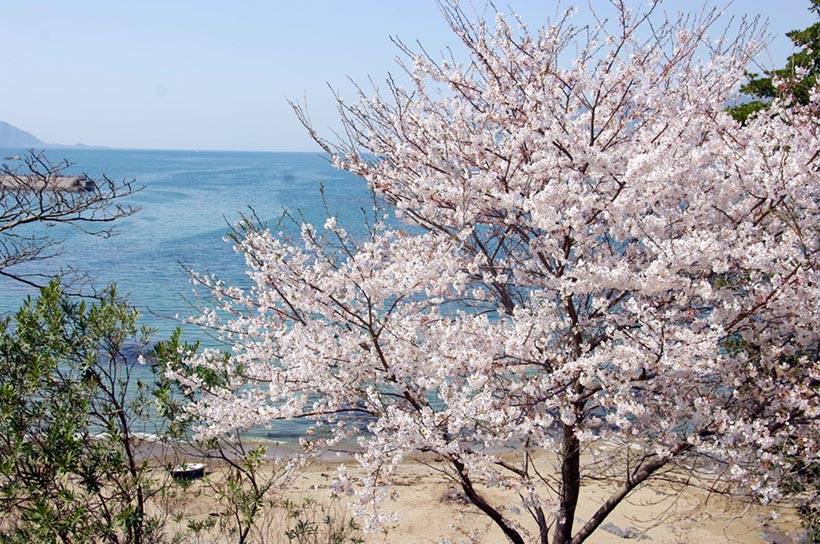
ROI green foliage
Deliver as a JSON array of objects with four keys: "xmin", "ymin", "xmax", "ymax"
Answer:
[
  {"xmin": 280, "ymin": 497, "xmax": 363, "ymax": 544},
  {"xmin": 729, "ymin": 0, "xmax": 820, "ymax": 122},
  {"xmin": 200, "ymin": 444, "xmax": 274, "ymax": 544},
  {"xmin": 800, "ymin": 501, "xmax": 820, "ymax": 543},
  {"xmin": 0, "ymin": 281, "xmax": 159, "ymax": 544},
  {"xmin": 0, "ymin": 284, "xmax": 366, "ymax": 543}
]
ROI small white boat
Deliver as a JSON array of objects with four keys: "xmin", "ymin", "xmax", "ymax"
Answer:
[{"xmin": 170, "ymin": 462, "xmax": 206, "ymax": 480}]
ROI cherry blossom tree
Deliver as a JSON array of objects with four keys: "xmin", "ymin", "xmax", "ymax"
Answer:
[{"xmin": 176, "ymin": 2, "xmax": 820, "ymax": 542}]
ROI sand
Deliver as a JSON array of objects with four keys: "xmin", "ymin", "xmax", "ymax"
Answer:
[{"xmin": 158, "ymin": 449, "xmax": 807, "ymax": 544}]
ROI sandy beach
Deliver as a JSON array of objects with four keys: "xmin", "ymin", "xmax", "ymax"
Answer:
[{"xmin": 155, "ymin": 449, "xmax": 807, "ymax": 544}]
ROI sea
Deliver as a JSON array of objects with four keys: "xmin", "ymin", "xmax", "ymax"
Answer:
[{"xmin": 0, "ymin": 148, "xmax": 374, "ymax": 447}]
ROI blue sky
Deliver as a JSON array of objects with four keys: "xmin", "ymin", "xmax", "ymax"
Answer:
[{"xmin": 0, "ymin": 1, "xmax": 812, "ymax": 151}]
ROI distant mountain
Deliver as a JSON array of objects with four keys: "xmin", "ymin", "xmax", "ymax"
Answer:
[
  {"xmin": 0, "ymin": 121, "xmax": 109, "ymax": 149},
  {"xmin": 0, "ymin": 121, "xmax": 46, "ymax": 148}
]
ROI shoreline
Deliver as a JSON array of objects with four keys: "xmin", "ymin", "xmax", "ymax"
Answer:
[{"xmin": 141, "ymin": 443, "xmax": 808, "ymax": 543}]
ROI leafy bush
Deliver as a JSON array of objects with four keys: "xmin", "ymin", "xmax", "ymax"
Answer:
[{"xmin": 0, "ymin": 282, "xmax": 160, "ymax": 543}]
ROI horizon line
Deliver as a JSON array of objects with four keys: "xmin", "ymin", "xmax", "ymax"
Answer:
[{"xmin": 1, "ymin": 145, "xmax": 329, "ymax": 154}]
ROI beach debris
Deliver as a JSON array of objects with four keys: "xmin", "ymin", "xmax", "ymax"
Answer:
[
  {"xmin": 575, "ymin": 517, "xmax": 651, "ymax": 540},
  {"xmin": 440, "ymin": 487, "xmax": 470, "ymax": 505},
  {"xmin": 759, "ymin": 526, "xmax": 808, "ymax": 544},
  {"xmin": 600, "ymin": 522, "xmax": 651, "ymax": 540}
]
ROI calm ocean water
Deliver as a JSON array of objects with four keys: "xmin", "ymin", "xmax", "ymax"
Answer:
[{"xmin": 0, "ymin": 148, "xmax": 372, "ymax": 445}]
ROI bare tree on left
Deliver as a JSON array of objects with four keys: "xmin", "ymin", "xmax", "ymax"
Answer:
[{"xmin": 0, "ymin": 150, "xmax": 141, "ymax": 293}]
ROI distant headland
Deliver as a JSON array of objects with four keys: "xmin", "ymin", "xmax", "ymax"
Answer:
[{"xmin": 0, "ymin": 121, "xmax": 109, "ymax": 150}]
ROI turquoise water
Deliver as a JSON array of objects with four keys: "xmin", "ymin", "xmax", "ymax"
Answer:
[
  {"xmin": 0, "ymin": 148, "xmax": 372, "ymax": 444},
  {"xmin": 1, "ymin": 149, "xmax": 370, "ymax": 330}
]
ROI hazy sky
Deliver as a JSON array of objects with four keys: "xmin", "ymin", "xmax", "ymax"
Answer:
[{"xmin": 0, "ymin": 1, "xmax": 812, "ymax": 151}]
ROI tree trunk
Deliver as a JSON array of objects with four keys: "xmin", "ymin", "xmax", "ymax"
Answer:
[{"xmin": 553, "ymin": 422, "xmax": 581, "ymax": 544}]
